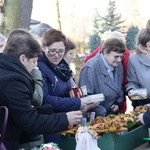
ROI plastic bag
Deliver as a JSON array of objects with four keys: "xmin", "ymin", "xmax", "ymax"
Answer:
[
  {"xmin": 81, "ymin": 93, "xmax": 105, "ymax": 104},
  {"xmin": 75, "ymin": 126, "xmax": 101, "ymax": 150},
  {"xmin": 129, "ymin": 88, "xmax": 147, "ymax": 100}
]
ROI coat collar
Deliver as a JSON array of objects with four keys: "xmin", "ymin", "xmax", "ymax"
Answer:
[
  {"xmin": 96, "ymin": 52, "xmax": 122, "ymax": 95},
  {"xmin": 136, "ymin": 53, "xmax": 150, "ymax": 67}
]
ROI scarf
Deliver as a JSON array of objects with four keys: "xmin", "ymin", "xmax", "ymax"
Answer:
[{"xmin": 41, "ymin": 53, "xmax": 72, "ymax": 81}]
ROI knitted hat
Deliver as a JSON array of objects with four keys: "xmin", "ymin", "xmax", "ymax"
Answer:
[{"xmin": 106, "ymin": 31, "xmax": 126, "ymax": 43}]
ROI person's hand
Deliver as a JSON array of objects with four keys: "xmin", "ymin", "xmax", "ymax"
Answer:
[
  {"xmin": 80, "ymin": 97, "xmax": 88, "ymax": 109},
  {"xmin": 80, "ymin": 102, "xmax": 99, "ymax": 116},
  {"xmin": 137, "ymin": 113, "xmax": 145, "ymax": 124},
  {"xmin": 66, "ymin": 111, "xmax": 83, "ymax": 125},
  {"xmin": 84, "ymin": 102, "xmax": 100, "ymax": 112},
  {"xmin": 128, "ymin": 89, "xmax": 134, "ymax": 97},
  {"xmin": 110, "ymin": 104, "xmax": 119, "ymax": 113},
  {"xmin": 80, "ymin": 96, "xmax": 101, "ymax": 109}
]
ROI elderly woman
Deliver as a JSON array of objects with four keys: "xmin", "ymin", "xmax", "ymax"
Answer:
[
  {"xmin": 38, "ymin": 29, "xmax": 98, "ymax": 147},
  {"xmin": 79, "ymin": 38, "xmax": 126, "ymax": 117}
]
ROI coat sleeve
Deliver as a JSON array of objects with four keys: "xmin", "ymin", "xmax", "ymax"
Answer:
[
  {"xmin": 4, "ymin": 79, "xmax": 69, "ymax": 134},
  {"xmin": 125, "ymin": 56, "xmax": 139, "ymax": 92},
  {"xmin": 115, "ymin": 93, "xmax": 124, "ymax": 104},
  {"xmin": 38, "ymin": 62, "xmax": 81, "ymax": 112},
  {"xmin": 143, "ymin": 110, "xmax": 150, "ymax": 128},
  {"xmin": 78, "ymin": 66, "xmax": 95, "ymax": 95},
  {"xmin": 31, "ymin": 69, "xmax": 43, "ymax": 106},
  {"xmin": 115, "ymin": 65, "xmax": 124, "ymax": 104},
  {"xmin": 42, "ymin": 73, "xmax": 81, "ymax": 112}
]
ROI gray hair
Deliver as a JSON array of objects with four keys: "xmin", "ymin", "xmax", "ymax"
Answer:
[
  {"xmin": 0, "ymin": 33, "xmax": 6, "ymax": 41},
  {"xmin": 30, "ymin": 23, "xmax": 52, "ymax": 37}
]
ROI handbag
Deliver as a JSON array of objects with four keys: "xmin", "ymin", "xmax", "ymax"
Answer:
[
  {"xmin": 0, "ymin": 106, "xmax": 8, "ymax": 150},
  {"xmin": 69, "ymin": 86, "xmax": 87, "ymax": 98},
  {"xmin": 69, "ymin": 77, "xmax": 87, "ymax": 98}
]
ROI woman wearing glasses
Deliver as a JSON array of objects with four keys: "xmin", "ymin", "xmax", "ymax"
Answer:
[
  {"xmin": 79, "ymin": 38, "xmax": 125, "ymax": 117},
  {"xmin": 38, "ymin": 29, "xmax": 98, "ymax": 147}
]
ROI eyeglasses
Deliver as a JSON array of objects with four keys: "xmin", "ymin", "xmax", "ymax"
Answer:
[
  {"xmin": 113, "ymin": 55, "xmax": 124, "ymax": 60},
  {"xmin": 46, "ymin": 47, "xmax": 65, "ymax": 56},
  {"xmin": 108, "ymin": 53, "xmax": 124, "ymax": 60}
]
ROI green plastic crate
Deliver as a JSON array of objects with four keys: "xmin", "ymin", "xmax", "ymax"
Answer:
[{"xmin": 61, "ymin": 125, "xmax": 149, "ymax": 150}]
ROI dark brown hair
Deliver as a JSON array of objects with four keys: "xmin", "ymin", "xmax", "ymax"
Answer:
[
  {"xmin": 66, "ymin": 38, "xmax": 76, "ymax": 52},
  {"xmin": 3, "ymin": 29, "xmax": 42, "ymax": 59},
  {"xmin": 102, "ymin": 38, "xmax": 125, "ymax": 54},
  {"xmin": 42, "ymin": 29, "xmax": 66, "ymax": 47}
]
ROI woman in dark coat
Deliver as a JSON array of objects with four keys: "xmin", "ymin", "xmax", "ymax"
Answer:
[{"xmin": 0, "ymin": 29, "xmax": 83, "ymax": 150}]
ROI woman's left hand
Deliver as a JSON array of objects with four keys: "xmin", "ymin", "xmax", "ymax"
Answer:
[
  {"xmin": 137, "ymin": 113, "xmax": 145, "ymax": 124},
  {"xmin": 85, "ymin": 102, "xmax": 100, "ymax": 112},
  {"xmin": 111, "ymin": 104, "xmax": 119, "ymax": 112}
]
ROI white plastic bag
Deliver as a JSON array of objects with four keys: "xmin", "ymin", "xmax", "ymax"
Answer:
[
  {"xmin": 75, "ymin": 126, "xmax": 101, "ymax": 150},
  {"xmin": 81, "ymin": 94, "xmax": 105, "ymax": 104}
]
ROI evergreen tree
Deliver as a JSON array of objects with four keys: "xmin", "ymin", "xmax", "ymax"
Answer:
[
  {"xmin": 100, "ymin": 0, "xmax": 125, "ymax": 34},
  {"xmin": 92, "ymin": 9, "xmax": 101, "ymax": 35},
  {"xmin": 88, "ymin": 9, "xmax": 101, "ymax": 52},
  {"xmin": 126, "ymin": 26, "xmax": 139, "ymax": 50},
  {"xmin": 88, "ymin": 33, "xmax": 101, "ymax": 52}
]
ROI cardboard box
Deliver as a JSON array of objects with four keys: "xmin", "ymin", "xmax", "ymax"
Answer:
[{"xmin": 61, "ymin": 125, "xmax": 149, "ymax": 150}]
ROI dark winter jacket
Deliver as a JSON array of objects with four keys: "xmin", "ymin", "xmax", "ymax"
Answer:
[
  {"xmin": 38, "ymin": 54, "xmax": 81, "ymax": 147},
  {"xmin": 143, "ymin": 110, "xmax": 150, "ymax": 127},
  {"xmin": 38, "ymin": 54, "xmax": 81, "ymax": 112},
  {"xmin": 0, "ymin": 54, "xmax": 69, "ymax": 150}
]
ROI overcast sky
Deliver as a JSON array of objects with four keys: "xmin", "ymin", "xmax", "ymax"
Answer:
[
  {"xmin": 31, "ymin": 0, "xmax": 150, "ymax": 31},
  {"xmin": 31, "ymin": 0, "xmax": 109, "ymax": 25}
]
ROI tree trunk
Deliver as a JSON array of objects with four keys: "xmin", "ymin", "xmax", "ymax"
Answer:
[
  {"xmin": 18, "ymin": 0, "xmax": 33, "ymax": 29},
  {"xmin": 56, "ymin": 0, "xmax": 61, "ymax": 31},
  {"xmin": 0, "ymin": 0, "xmax": 33, "ymax": 36}
]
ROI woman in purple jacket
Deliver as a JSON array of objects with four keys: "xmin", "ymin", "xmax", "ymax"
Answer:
[{"xmin": 38, "ymin": 29, "xmax": 98, "ymax": 147}]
